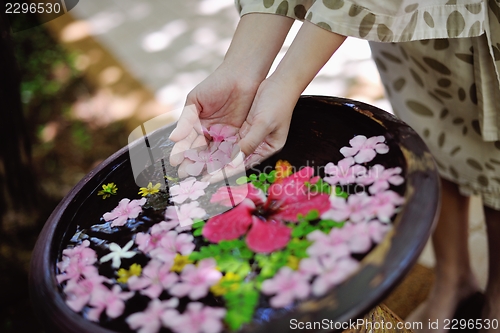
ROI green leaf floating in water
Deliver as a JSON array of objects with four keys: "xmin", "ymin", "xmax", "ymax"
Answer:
[
  {"xmin": 191, "ymin": 219, "xmax": 205, "ymax": 237},
  {"xmin": 334, "ymin": 186, "xmax": 349, "ymax": 198},
  {"xmin": 306, "ymin": 178, "xmax": 332, "ymax": 195},
  {"xmin": 224, "ymin": 282, "xmax": 259, "ymax": 330},
  {"xmin": 189, "ymin": 240, "xmax": 254, "ymax": 276}
]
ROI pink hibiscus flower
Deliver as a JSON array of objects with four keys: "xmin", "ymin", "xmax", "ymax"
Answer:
[
  {"xmin": 340, "ymin": 135, "xmax": 389, "ymax": 164},
  {"xmin": 103, "ymin": 198, "xmax": 147, "ymax": 227},
  {"xmin": 128, "ymin": 259, "xmax": 178, "ymax": 299},
  {"xmin": 149, "ymin": 231, "xmax": 195, "ymax": 263},
  {"xmin": 169, "ymin": 177, "xmax": 209, "ymax": 204},
  {"xmin": 87, "ymin": 285, "xmax": 134, "ymax": 321},
  {"xmin": 261, "ymin": 267, "xmax": 311, "ymax": 308},
  {"xmin": 203, "ymin": 167, "xmax": 330, "ymax": 253},
  {"xmin": 323, "ymin": 157, "xmax": 367, "ymax": 185},
  {"xmin": 126, "ymin": 298, "xmax": 179, "ymax": 333},
  {"xmin": 169, "ymin": 258, "xmax": 222, "ymax": 300},
  {"xmin": 164, "ymin": 201, "xmax": 206, "ymax": 227},
  {"xmin": 164, "ymin": 302, "xmax": 226, "ymax": 333},
  {"xmin": 357, "ymin": 164, "xmax": 404, "ymax": 194}
]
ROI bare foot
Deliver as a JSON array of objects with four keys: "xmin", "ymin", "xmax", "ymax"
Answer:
[{"xmin": 406, "ymin": 277, "xmax": 480, "ymax": 333}]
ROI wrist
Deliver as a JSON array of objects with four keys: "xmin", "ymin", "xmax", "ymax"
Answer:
[{"xmin": 220, "ymin": 13, "xmax": 294, "ymax": 83}]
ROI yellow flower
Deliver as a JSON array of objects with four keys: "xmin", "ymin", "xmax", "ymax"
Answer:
[
  {"xmin": 138, "ymin": 182, "xmax": 161, "ymax": 197},
  {"xmin": 116, "ymin": 263, "xmax": 142, "ymax": 283},
  {"xmin": 97, "ymin": 182, "xmax": 118, "ymax": 199},
  {"xmin": 210, "ymin": 272, "xmax": 241, "ymax": 296},
  {"xmin": 286, "ymin": 255, "xmax": 300, "ymax": 270},
  {"xmin": 171, "ymin": 254, "xmax": 193, "ymax": 272},
  {"xmin": 275, "ymin": 160, "xmax": 293, "ymax": 180}
]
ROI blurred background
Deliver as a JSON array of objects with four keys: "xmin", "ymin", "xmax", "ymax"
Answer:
[{"xmin": 0, "ymin": 0, "xmax": 488, "ymax": 332}]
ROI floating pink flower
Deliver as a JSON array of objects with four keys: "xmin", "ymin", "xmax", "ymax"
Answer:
[
  {"xmin": 103, "ymin": 198, "xmax": 147, "ymax": 227},
  {"xmin": 136, "ymin": 221, "xmax": 176, "ymax": 254},
  {"xmin": 261, "ymin": 267, "xmax": 311, "ymax": 308},
  {"xmin": 169, "ymin": 258, "xmax": 222, "ymax": 300},
  {"xmin": 322, "ymin": 192, "xmax": 372, "ymax": 223},
  {"xmin": 323, "ymin": 157, "xmax": 367, "ymax": 185},
  {"xmin": 56, "ymin": 240, "xmax": 97, "ymax": 283},
  {"xmin": 128, "ymin": 259, "xmax": 178, "ymax": 299},
  {"xmin": 169, "ymin": 177, "xmax": 209, "ymax": 204},
  {"xmin": 298, "ymin": 257, "xmax": 323, "ymax": 277},
  {"xmin": 164, "ymin": 201, "xmax": 206, "ymax": 227},
  {"xmin": 216, "ymin": 141, "xmax": 237, "ymax": 162},
  {"xmin": 126, "ymin": 298, "xmax": 179, "ymax": 333},
  {"xmin": 63, "ymin": 271, "xmax": 108, "ymax": 312},
  {"xmin": 368, "ymin": 220, "xmax": 392, "ymax": 243},
  {"xmin": 164, "ymin": 302, "xmax": 226, "ymax": 333},
  {"xmin": 205, "ymin": 124, "xmax": 238, "ymax": 145},
  {"xmin": 204, "ymin": 167, "xmax": 330, "ymax": 253},
  {"xmin": 341, "ymin": 223, "xmax": 373, "ymax": 253},
  {"xmin": 306, "ymin": 229, "xmax": 350, "ymax": 260},
  {"xmin": 149, "ymin": 231, "xmax": 195, "ymax": 263},
  {"xmin": 340, "ymin": 135, "xmax": 389, "ymax": 163},
  {"xmin": 367, "ymin": 190, "xmax": 405, "ymax": 223},
  {"xmin": 357, "ymin": 164, "xmax": 404, "ymax": 194},
  {"xmin": 87, "ymin": 285, "xmax": 134, "ymax": 321},
  {"xmin": 311, "ymin": 257, "xmax": 360, "ymax": 296},
  {"xmin": 184, "ymin": 148, "xmax": 228, "ymax": 176}
]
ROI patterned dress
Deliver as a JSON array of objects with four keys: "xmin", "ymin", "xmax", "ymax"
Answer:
[{"xmin": 236, "ymin": 0, "xmax": 500, "ymax": 210}]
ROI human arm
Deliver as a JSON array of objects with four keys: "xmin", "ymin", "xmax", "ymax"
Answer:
[{"xmin": 238, "ymin": 20, "xmax": 346, "ymax": 166}]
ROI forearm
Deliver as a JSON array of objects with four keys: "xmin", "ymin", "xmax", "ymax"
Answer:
[
  {"xmin": 269, "ymin": 21, "xmax": 346, "ymax": 95},
  {"xmin": 221, "ymin": 13, "xmax": 294, "ymax": 82}
]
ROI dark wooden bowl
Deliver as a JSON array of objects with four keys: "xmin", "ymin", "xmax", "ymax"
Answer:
[{"xmin": 30, "ymin": 96, "xmax": 440, "ymax": 333}]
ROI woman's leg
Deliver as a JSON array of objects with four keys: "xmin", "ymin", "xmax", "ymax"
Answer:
[
  {"xmin": 409, "ymin": 178, "xmax": 480, "ymax": 332},
  {"xmin": 480, "ymin": 206, "xmax": 500, "ymax": 333}
]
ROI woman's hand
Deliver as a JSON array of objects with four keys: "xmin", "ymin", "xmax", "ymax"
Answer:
[
  {"xmin": 238, "ymin": 77, "xmax": 299, "ymax": 167},
  {"xmin": 168, "ymin": 64, "xmax": 260, "ymax": 168}
]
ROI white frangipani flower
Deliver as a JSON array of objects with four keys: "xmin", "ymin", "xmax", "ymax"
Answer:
[{"xmin": 100, "ymin": 240, "xmax": 136, "ymax": 268}]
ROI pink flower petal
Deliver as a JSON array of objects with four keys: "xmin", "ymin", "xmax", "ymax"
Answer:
[
  {"xmin": 186, "ymin": 162, "xmax": 206, "ymax": 177},
  {"xmin": 354, "ymin": 149, "xmax": 377, "ymax": 164},
  {"xmin": 245, "ymin": 218, "xmax": 291, "ymax": 253},
  {"xmin": 202, "ymin": 199, "xmax": 254, "ymax": 242},
  {"xmin": 210, "ymin": 183, "xmax": 265, "ymax": 207},
  {"xmin": 272, "ymin": 194, "xmax": 330, "ymax": 222}
]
